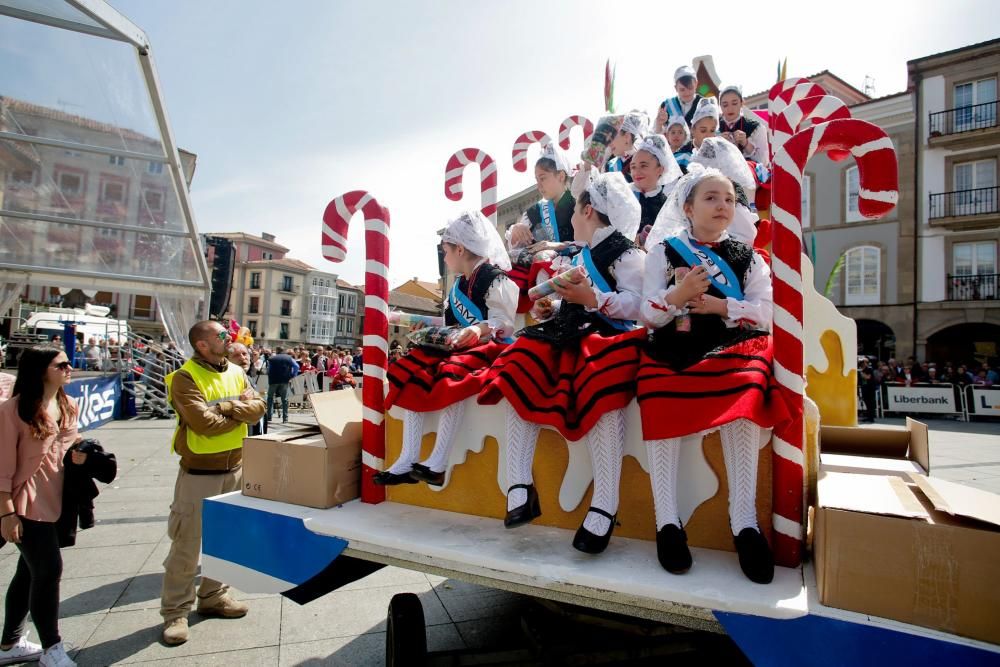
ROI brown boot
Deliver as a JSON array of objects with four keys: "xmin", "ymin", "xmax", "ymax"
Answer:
[
  {"xmin": 196, "ymin": 594, "xmax": 249, "ymax": 618},
  {"xmin": 162, "ymin": 617, "xmax": 189, "ymax": 645}
]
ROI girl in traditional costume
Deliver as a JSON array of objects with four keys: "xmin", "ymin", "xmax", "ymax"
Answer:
[
  {"xmin": 604, "ymin": 110, "xmax": 650, "ymax": 181},
  {"xmin": 479, "ymin": 172, "xmax": 646, "ymax": 554},
  {"xmin": 718, "ymin": 85, "xmax": 770, "ymax": 166},
  {"xmin": 690, "ymin": 136, "xmax": 760, "ymax": 246},
  {"xmin": 665, "ymin": 116, "xmax": 693, "ymax": 174},
  {"xmin": 630, "ymin": 134, "xmax": 683, "ymax": 245},
  {"xmin": 376, "ymin": 210, "xmax": 517, "ymax": 487},
  {"xmin": 689, "ymin": 97, "xmax": 720, "ymax": 152},
  {"xmin": 506, "ymin": 144, "xmax": 577, "ymax": 312},
  {"xmin": 638, "ymin": 166, "xmax": 789, "ymax": 584}
]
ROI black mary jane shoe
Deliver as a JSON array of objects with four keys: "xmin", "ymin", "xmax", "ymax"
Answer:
[
  {"xmin": 372, "ymin": 470, "xmax": 419, "ymax": 486},
  {"xmin": 572, "ymin": 507, "xmax": 617, "ymax": 554},
  {"xmin": 409, "ymin": 463, "xmax": 445, "ymax": 487},
  {"xmin": 734, "ymin": 527, "xmax": 775, "ymax": 584},
  {"xmin": 656, "ymin": 524, "xmax": 693, "ymax": 574},
  {"xmin": 504, "ymin": 484, "xmax": 541, "ymax": 528}
]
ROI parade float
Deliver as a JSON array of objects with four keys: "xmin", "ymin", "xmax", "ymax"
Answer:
[{"xmin": 202, "ymin": 74, "xmax": 1000, "ymax": 665}]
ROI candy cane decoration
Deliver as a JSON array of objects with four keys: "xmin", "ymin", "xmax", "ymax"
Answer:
[
  {"xmin": 558, "ymin": 115, "xmax": 594, "ymax": 150},
  {"xmin": 768, "ymin": 82, "xmax": 828, "ymax": 134},
  {"xmin": 767, "ymin": 77, "xmax": 813, "ymax": 107},
  {"xmin": 321, "ymin": 191, "xmax": 390, "ymax": 504},
  {"xmin": 770, "ymin": 119, "xmax": 898, "ymax": 566},
  {"xmin": 512, "ymin": 130, "xmax": 553, "ymax": 172},
  {"xmin": 772, "ymin": 95, "xmax": 852, "ymax": 158},
  {"xmin": 445, "ymin": 148, "xmax": 498, "ymax": 224}
]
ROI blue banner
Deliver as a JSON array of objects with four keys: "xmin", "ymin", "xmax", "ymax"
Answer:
[{"xmin": 65, "ymin": 375, "xmax": 122, "ymax": 432}]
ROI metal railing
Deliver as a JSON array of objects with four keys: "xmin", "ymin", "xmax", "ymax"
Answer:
[
  {"xmin": 929, "ymin": 186, "xmax": 998, "ymax": 219},
  {"xmin": 948, "ymin": 273, "xmax": 999, "ymax": 301},
  {"xmin": 929, "ymin": 100, "xmax": 998, "ymax": 136}
]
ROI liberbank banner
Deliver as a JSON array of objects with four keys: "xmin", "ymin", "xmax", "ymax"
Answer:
[
  {"xmin": 65, "ymin": 375, "xmax": 122, "ymax": 431},
  {"xmin": 884, "ymin": 384, "xmax": 960, "ymax": 415}
]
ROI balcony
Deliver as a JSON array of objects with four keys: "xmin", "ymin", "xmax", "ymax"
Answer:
[
  {"xmin": 280, "ymin": 308, "xmax": 292, "ymax": 317},
  {"xmin": 277, "ymin": 284, "xmax": 299, "ymax": 294},
  {"xmin": 928, "ymin": 101, "xmax": 999, "ymax": 148},
  {"xmin": 947, "ymin": 273, "xmax": 999, "ymax": 301},
  {"xmin": 309, "ymin": 285, "xmax": 337, "ymax": 296},
  {"xmin": 928, "ymin": 186, "xmax": 998, "ymax": 229}
]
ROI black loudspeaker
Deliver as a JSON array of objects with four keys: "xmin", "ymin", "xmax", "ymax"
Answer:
[{"xmin": 205, "ymin": 236, "xmax": 235, "ymax": 319}]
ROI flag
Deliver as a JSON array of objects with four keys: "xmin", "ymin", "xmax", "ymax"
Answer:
[{"xmin": 604, "ymin": 59, "xmax": 616, "ymax": 113}]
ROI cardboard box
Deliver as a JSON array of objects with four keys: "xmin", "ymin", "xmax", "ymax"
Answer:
[
  {"xmin": 815, "ymin": 471, "xmax": 1000, "ymax": 644},
  {"xmin": 819, "ymin": 417, "xmax": 930, "ymax": 477},
  {"xmin": 242, "ymin": 389, "xmax": 362, "ymax": 508}
]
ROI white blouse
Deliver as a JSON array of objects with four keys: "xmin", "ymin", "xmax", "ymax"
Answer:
[
  {"xmin": 640, "ymin": 231, "xmax": 772, "ymax": 332},
  {"xmin": 540, "ymin": 226, "xmax": 644, "ymax": 323},
  {"xmin": 460, "ymin": 260, "xmax": 518, "ymax": 340}
]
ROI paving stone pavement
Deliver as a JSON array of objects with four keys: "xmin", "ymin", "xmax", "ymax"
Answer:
[{"xmin": 0, "ymin": 413, "xmax": 997, "ymax": 665}]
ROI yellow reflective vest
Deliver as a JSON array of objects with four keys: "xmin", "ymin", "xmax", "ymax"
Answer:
[{"xmin": 165, "ymin": 358, "xmax": 247, "ymax": 455}]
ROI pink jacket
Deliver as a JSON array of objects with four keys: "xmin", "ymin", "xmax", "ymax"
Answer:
[{"xmin": 0, "ymin": 397, "xmax": 80, "ymax": 522}]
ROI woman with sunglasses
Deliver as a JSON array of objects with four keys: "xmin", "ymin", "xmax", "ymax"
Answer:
[{"xmin": 0, "ymin": 346, "xmax": 84, "ymax": 667}]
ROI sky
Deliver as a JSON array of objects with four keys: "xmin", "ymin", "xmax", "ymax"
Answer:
[{"xmin": 8, "ymin": 0, "xmax": 998, "ymax": 288}]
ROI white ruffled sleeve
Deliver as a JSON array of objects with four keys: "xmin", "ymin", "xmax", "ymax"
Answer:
[
  {"xmin": 744, "ymin": 123, "xmax": 770, "ymax": 167},
  {"xmin": 483, "ymin": 275, "xmax": 519, "ymax": 340},
  {"xmin": 571, "ymin": 164, "xmax": 595, "ymax": 199},
  {"xmin": 586, "ymin": 247, "xmax": 644, "ymax": 322},
  {"xmin": 724, "ymin": 251, "xmax": 772, "ymax": 331},
  {"xmin": 640, "ymin": 245, "xmax": 686, "ymax": 329}
]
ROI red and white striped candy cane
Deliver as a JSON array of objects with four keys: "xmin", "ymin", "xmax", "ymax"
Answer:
[
  {"xmin": 768, "ymin": 82, "xmax": 828, "ymax": 134},
  {"xmin": 767, "ymin": 77, "xmax": 813, "ymax": 106},
  {"xmin": 444, "ymin": 148, "xmax": 498, "ymax": 224},
  {"xmin": 772, "ymin": 95, "xmax": 852, "ymax": 159},
  {"xmin": 321, "ymin": 191, "xmax": 390, "ymax": 504},
  {"xmin": 512, "ymin": 130, "xmax": 553, "ymax": 173},
  {"xmin": 558, "ymin": 115, "xmax": 594, "ymax": 150},
  {"xmin": 769, "ymin": 118, "xmax": 898, "ymax": 566}
]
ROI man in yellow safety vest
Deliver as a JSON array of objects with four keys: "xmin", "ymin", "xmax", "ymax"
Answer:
[{"xmin": 159, "ymin": 321, "xmax": 266, "ymax": 646}]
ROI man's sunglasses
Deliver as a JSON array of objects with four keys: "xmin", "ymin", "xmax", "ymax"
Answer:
[
  {"xmin": 54, "ymin": 361, "xmax": 72, "ymax": 371},
  {"xmin": 216, "ymin": 330, "xmax": 230, "ymax": 341}
]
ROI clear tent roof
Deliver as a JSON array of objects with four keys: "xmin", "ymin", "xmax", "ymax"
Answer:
[{"xmin": 0, "ymin": 0, "xmax": 209, "ymax": 348}]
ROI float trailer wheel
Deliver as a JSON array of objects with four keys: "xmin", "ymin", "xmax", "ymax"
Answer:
[{"xmin": 386, "ymin": 592, "xmax": 427, "ymax": 666}]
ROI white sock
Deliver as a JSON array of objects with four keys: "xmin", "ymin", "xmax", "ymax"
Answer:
[
  {"xmin": 505, "ymin": 403, "xmax": 540, "ymax": 511},
  {"xmin": 387, "ymin": 409, "xmax": 425, "ymax": 474},
  {"xmin": 583, "ymin": 409, "xmax": 625, "ymax": 535},
  {"xmin": 420, "ymin": 400, "xmax": 467, "ymax": 473},
  {"xmin": 647, "ymin": 438, "xmax": 682, "ymax": 530},
  {"xmin": 719, "ymin": 419, "xmax": 761, "ymax": 535}
]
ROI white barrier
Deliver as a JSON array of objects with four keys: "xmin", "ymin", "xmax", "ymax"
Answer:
[
  {"xmin": 967, "ymin": 385, "xmax": 1000, "ymax": 419},
  {"xmin": 882, "ymin": 383, "xmax": 966, "ymax": 419}
]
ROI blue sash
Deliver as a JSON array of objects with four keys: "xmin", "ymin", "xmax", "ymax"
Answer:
[
  {"xmin": 448, "ymin": 280, "xmax": 513, "ymax": 344},
  {"xmin": 665, "ymin": 236, "xmax": 744, "ymax": 300},
  {"xmin": 536, "ymin": 199, "xmax": 560, "ymax": 242},
  {"xmin": 606, "ymin": 156, "xmax": 623, "ymax": 173},
  {"xmin": 663, "ymin": 97, "xmax": 683, "ymax": 119},
  {"xmin": 572, "ymin": 246, "xmax": 636, "ymax": 332}
]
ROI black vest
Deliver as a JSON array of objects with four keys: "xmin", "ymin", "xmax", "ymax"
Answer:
[
  {"xmin": 523, "ymin": 230, "xmax": 637, "ymax": 343},
  {"xmin": 445, "ymin": 263, "xmax": 506, "ymax": 326},
  {"xmin": 525, "ymin": 189, "xmax": 575, "ymax": 244},
  {"xmin": 648, "ymin": 237, "xmax": 763, "ymax": 369},
  {"xmin": 637, "ymin": 188, "xmax": 668, "ymax": 233}
]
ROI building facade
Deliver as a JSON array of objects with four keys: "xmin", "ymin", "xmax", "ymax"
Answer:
[
  {"xmin": 910, "ymin": 38, "xmax": 1000, "ymax": 365},
  {"xmin": 335, "ymin": 279, "xmax": 363, "ymax": 349},
  {"xmin": 387, "ymin": 289, "xmax": 441, "ymax": 349},
  {"xmin": 305, "ymin": 270, "xmax": 340, "ymax": 346}
]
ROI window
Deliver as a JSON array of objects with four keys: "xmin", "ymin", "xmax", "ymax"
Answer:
[
  {"xmin": 108, "ymin": 155, "xmax": 125, "ymax": 166},
  {"xmin": 57, "ymin": 171, "xmax": 83, "ymax": 196},
  {"xmin": 282, "ymin": 275, "xmax": 293, "ymax": 292},
  {"xmin": 845, "ymin": 167, "xmax": 862, "ymax": 222},
  {"xmin": 248, "ymin": 296, "xmax": 259, "ymax": 314},
  {"xmin": 250, "ymin": 272, "xmax": 261, "ymax": 289},
  {"xmin": 147, "ymin": 161, "xmax": 164, "ymax": 175},
  {"xmin": 279, "ymin": 322, "xmax": 289, "ymax": 340},
  {"xmin": 100, "ymin": 180, "xmax": 125, "ymax": 203},
  {"xmin": 346, "ymin": 318, "xmax": 354, "ymax": 334},
  {"xmin": 954, "ymin": 242, "xmax": 997, "ymax": 276},
  {"xmin": 9, "ymin": 169, "xmax": 34, "ymax": 185},
  {"xmin": 337, "ymin": 317, "xmax": 345, "ymax": 333},
  {"xmin": 844, "ymin": 246, "xmax": 880, "ymax": 305},
  {"xmin": 801, "ymin": 174, "xmax": 811, "ymax": 229},
  {"xmin": 141, "ymin": 188, "xmax": 164, "ymax": 212},
  {"xmin": 954, "ymin": 78, "xmax": 997, "ymax": 131},
  {"xmin": 953, "ymin": 159, "xmax": 997, "ymax": 216},
  {"xmin": 281, "ymin": 299, "xmax": 291, "ymax": 317},
  {"xmin": 247, "ymin": 320, "xmax": 257, "ymax": 336}
]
